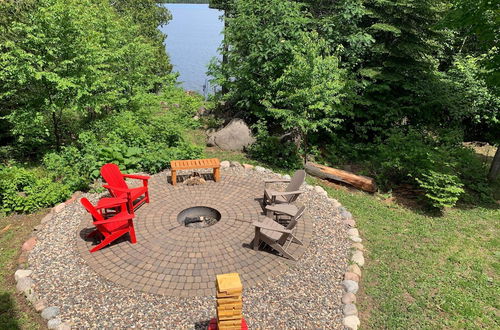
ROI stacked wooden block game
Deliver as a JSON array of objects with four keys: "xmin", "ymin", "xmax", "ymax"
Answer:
[{"xmin": 215, "ymin": 273, "xmax": 244, "ymax": 330}]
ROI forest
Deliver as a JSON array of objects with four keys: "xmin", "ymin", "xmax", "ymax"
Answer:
[{"xmin": 0, "ymin": 0, "xmax": 498, "ymax": 215}]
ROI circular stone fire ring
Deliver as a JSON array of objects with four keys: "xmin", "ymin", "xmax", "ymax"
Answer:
[{"xmin": 177, "ymin": 206, "xmax": 221, "ymax": 228}]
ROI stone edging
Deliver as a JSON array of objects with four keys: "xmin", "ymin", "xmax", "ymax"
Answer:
[
  {"xmin": 15, "ymin": 161, "xmax": 365, "ymax": 329},
  {"xmin": 15, "ymin": 191, "xmax": 82, "ymax": 330}
]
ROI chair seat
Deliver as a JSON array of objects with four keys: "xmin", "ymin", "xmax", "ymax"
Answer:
[
  {"xmin": 265, "ymin": 203, "xmax": 298, "ymax": 216},
  {"xmin": 115, "ymin": 186, "xmax": 148, "ymax": 201},
  {"xmin": 264, "ymin": 189, "xmax": 288, "ymax": 204},
  {"xmin": 99, "ymin": 210, "xmax": 131, "ymax": 233},
  {"xmin": 258, "ymin": 217, "xmax": 286, "ymax": 241}
]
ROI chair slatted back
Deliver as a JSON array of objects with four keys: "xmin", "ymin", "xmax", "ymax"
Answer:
[
  {"xmin": 80, "ymin": 198, "xmax": 105, "ymax": 223},
  {"xmin": 101, "ymin": 163, "xmax": 128, "ymax": 193},
  {"xmin": 278, "ymin": 205, "xmax": 305, "ymax": 244},
  {"xmin": 284, "ymin": 170, "xmax": 306, "ymax": 202}
]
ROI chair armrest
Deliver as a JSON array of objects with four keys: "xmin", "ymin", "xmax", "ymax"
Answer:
[
  {"xmin": 264, "ymin": 179, "xmax": 290, "ymax": 187},
  {"xmin": 268, "ymin": 190, "xmax": 305, "ymax": 197},
  {"xmin": 94, "ymin": 213, "xmax": 134, "ymax": 225},
  {"xmin": 252, "ymin": 221, "xmax": 292, "ymax": 234},
  {"xmin": 122, "ymin": 174, "xmax": 150, "ymax": 180},
  {"xmin": 102, "ymin": 185, "xmax": 132, "ymax": 194},
  {"xmin": 95, "ymin": 198, "xmax": 128, "ymax": 210}
]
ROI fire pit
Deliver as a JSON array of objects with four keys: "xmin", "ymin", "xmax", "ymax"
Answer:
[{"xmin": 177, "ymin": 206, "xmax": 221, "ymax": 228}]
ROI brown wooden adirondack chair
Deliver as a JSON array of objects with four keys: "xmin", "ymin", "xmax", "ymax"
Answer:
[
  {"xmin": 252, "ymin": 205, "xmax": 305, "ymax": 261},
  {"xmin": 263, "ymin": 170, "xmax": 306, "ymax": 207},
  {"xmin": 100, "ymin": 163, "xmax": 150, "ymax": 214}
]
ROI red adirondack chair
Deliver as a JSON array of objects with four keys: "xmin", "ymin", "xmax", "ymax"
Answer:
[
  {"xmin": 100, "ymin": 163, "xmax": 150, "ymax": 214},
  {"xmin": 80, "ymin": 197, "xmax": 137, "ymax": 253}
]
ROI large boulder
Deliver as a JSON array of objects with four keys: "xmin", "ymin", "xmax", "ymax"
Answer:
[{"xmin": 207, "ymin": 119, "xmax": 255, "ymax": 151}]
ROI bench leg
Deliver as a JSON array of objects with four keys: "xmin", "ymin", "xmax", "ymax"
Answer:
[
  {"xmin": 171, "ymin": 170, "xmax": 177, "ymax": 186},
  {"xmin": 214, "ymin": 167, "xmax": 221, "ymax": 182}
]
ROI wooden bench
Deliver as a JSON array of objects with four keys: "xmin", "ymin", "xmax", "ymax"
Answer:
[{"xmin": 170, "ymin": 158, "xmax": 221, "ymax": 186}]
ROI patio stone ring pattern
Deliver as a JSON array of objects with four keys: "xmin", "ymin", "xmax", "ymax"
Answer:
[{"xmin": 76, "ymin": 171, "xmax": 312, "ymax": 297}]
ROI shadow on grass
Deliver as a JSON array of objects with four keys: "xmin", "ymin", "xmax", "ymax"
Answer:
[{"xmin": 0, "ymin": 292, "xmax": 21, "ymax": 330}]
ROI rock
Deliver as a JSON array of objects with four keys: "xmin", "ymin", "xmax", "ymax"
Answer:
[
  {"xmin": 242, "ymin": 164, "xmax": 254, "ymax": 170},
  {"xmin": 33, "ymin": 225, "xmax": 43, "ymax": 231},
  {"xmin": 342, "ymin": 280, "xmax": 359, "ymax": 294},
  {"xmin": 348, "ymin": 264, "xmax": 362, "ymax": 277},
  {"xmin": 343, "ymin": 303, "xmax": 358, "ymax": 316},
  {"xmin": 314, "ymin": 185, "xmax": 328, "ymax": 196},
  {"xmin": 344, "ymin": 272, "xmax": 360, "ymax": 282},
  {"xmin": 349, "ymin": 236, "xmax": 362, "ymax": 243},
  {"xmin": 26, "ymin": 289, "xmax": 38, "ymax": 304},
  {"xmin": 41, "ymin": 306, "xmax": 60, "ymax": 320},
  {"xmin": 230, "ymin": 161, "xmax": 241, "ymax": 167},
  {"xmin": 53, "ymin": 203, "xmax": 65, "ymax": 213},
  {"xmin": 343, "ymin": 315, "xmax": 360, "ymax": 329},
  {"xmin": 22, "ymin": 237, "xmax": 37, "ymax": 252},
  {"xmin": 206, "ymin": 119, "xmax": 255, "ymax": 151},
  {"xmin": 344, "ymin": 219, "xmax": 356, "ymax": 227},
  {"xmin": 352, "ymin": 250, "xmax": 365, "ymax": 267},
  {"xmin": 34, "ymin": 299, "xmax": 47, "ymax": 312},
  {"xmin": 305, "ymin": 185, "xmax": 314, "ymax": 191},
  {"xmin": 220, "ymin": 161, "xmax": 230, "ymax": 168},
  {"xmin": 16, "ymin": 277, "xmax": 33, "ymax": 292},
  {"xmin": 55, "ymin": 322, "xmax": 72, "ymax": 330},
  {"xmin": 341, "ymin": 210, "xmax": 353, "ymax": 220},
  {"xmin": 352, "ymin": 243, "xmax": 364, "ymax": 251},
  {"xmin": 342, "ymin": 292, "xmax": 357, "ymax": 304},
  {"xmin": 328, "ymin": 198, "xmax": 341, "ymax": 208},
  {"xmin": 255, "ymin": 166, "xmax": 266, "ymax": 173},
  {"xmin": 197, "ymin": 106, "xmax": 207, "ymax": 116},
  {"xmin": 41, "ymin": 213, "xmax": 52, "ymax": 224},
  {"xmin": 48, "ymin": 318, "xmax": 62, "ymax": 329},
  {"xmin": 282, "ymin": 174, "xmax": 291, "ymax": 180},
  {"xmin": 17, "ymin": 252, "xmax": 28, "ymax": 265},
  {"xmin": 347, "ymin": 228, "xmax": 359, "ymax": 237},
  {"xmin": 14, "ymin": 269, "xmax": 32, "ymax": 282}
]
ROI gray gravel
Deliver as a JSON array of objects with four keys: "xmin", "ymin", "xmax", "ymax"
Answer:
[{"xmin": 28, "ymin": 166, "xmax": 350, "ymax": 329}]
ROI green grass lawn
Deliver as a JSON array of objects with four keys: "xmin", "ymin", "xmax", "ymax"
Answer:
[
  {"xmin": 319, "ymin": 182, "xmax": 499, "ymax": 329},
  {"xmin": 0, "ymin": 212, "xmax": 45, "ymax": 329}
]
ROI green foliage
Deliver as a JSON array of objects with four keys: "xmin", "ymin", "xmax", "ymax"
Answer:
[
  {"xmin": 371, "ymin": 129, "xmax": 491, "ymax": 208},
  {"xmin": 0, "ymin": 0, "xmax": 175, "ymax": 152},
  {"xmin": 43, "ymin": 91, "xmax": 203, "ymax": 192},
  {"xmin": 248, "ymin": 121, "xmax": 302, "ymax": 170},
  {"xmin": 415, "ymin": 170, "xmax": 464, "ymax": 208},
  {"xmin": 210, "ymin": 0, "xmax": 312, "ymax": 117},
  {"xmin": 0, "ymin": 166, "xmax": 70, "ymax": 214}
]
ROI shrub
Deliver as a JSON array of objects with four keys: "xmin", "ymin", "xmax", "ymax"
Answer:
[
  {"xmin": 248, "ymin": 122, "xmax": 303, "ymax": 170},
  {"xmin": 371, "ymin": 128, "xmax": 492, "ymax": 208},
  {"xmin": 0, "ymin": 166, "xmax": 70, "ymax": 214}
]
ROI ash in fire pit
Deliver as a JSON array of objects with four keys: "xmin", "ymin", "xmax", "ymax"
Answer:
[{"xmin": 177, "ymin": 206, "xmax": 221, "ymax": 228}]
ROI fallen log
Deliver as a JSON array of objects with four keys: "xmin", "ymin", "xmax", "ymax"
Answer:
[{"xmin": 305, "ymin": 162, "xmax": 377, "ymax": 193}]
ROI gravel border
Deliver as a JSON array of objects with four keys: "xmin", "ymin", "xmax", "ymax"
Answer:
[{"xmin": 15, "ymin": 162, "xmax": 366, "ymax": 329}]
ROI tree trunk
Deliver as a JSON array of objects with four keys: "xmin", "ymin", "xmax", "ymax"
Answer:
[
  {"xmin": 488, "ymin": 147, "xmax": 500, "ymax": 181},
  {"xmin": 52, "ymin": 111, "xmax": 61, "ymax": 151}
]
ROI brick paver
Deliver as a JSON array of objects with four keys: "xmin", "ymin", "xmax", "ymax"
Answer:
[{"xmin": 77, "ymin": 171, "xmax": 312, "ymax": 297}]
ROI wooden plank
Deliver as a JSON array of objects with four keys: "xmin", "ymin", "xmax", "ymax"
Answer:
[{"xmin": 305, "ymin": 162, "xmax": 377, "ymax": 193}]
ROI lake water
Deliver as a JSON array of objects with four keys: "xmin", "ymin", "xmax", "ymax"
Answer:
[{"xmin": 160, "ymin": 4, "xmax": 224, "ymax": 95}]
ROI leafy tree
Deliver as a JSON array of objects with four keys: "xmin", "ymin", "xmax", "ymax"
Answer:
[
  {"xmin": 265, "ymin": 33, "xmax": 351, "ymax": 161},
  {"xmin": 0, "ymin": 0, "xmax": 175, "ymax": 153}
]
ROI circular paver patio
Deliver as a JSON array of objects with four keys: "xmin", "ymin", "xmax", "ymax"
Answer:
[{"xmin": 76, "ymin": 171, "xmax": 312, "ymax": 297}]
